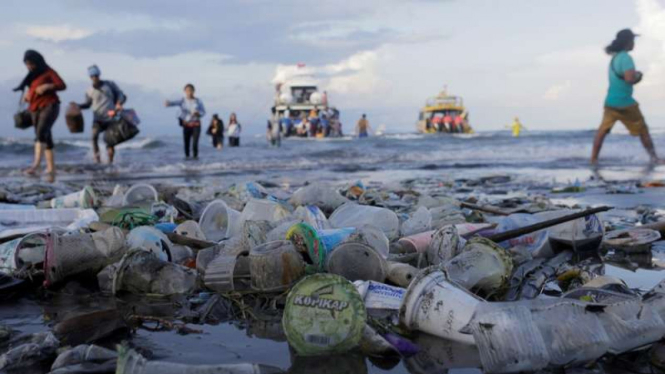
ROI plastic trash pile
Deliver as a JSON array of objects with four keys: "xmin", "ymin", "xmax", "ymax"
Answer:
[{"xmin": 1, "ymin": 177, "xmax": 665, "ymax": 373}]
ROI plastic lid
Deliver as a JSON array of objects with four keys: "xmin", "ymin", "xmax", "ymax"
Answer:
[{"xmin": 283, "ymin": 273, "xmax": 367, "ymax": 356}]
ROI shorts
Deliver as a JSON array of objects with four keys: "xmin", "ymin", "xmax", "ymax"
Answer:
[
  {"xmin": 31, "ymin": 103, "xmax": 60, "ymax": 150},
  {"xmin": 598, "ymin": 104, "xmax": 648, "ymax": 136}
]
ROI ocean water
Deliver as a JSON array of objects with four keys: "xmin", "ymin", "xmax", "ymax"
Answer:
[{"xmin": 2, "ymin": 129, "xmax": 665, "ymax": 185}]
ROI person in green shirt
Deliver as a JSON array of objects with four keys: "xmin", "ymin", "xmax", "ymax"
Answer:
[{"xmin": 591, "ymin": 29, "xmax": 662, "ymax": 165}]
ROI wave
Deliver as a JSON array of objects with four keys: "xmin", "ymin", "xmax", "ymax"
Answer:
[{"xmin": 116, "ymin": 137, "xmax": 166, "ymax": 150}]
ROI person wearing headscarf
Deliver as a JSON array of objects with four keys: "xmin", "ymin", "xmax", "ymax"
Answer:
[
  {"xmin": 75, "ymin": 65, "xmax": 127, "ymax": 164},
  {"xmin": 591, "ymin": 29, "xmax": 662, "ymax": 165},
  {"xmin": 14, "ymin": 50, "xmax": 67, "ymax": 182}
]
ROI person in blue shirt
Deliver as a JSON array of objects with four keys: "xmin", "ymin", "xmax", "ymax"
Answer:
[
  {"xmin": 591, "ymin": 29, "xmax": 662, "ymax": 165},
  {"xmin": 165, "ymin": 83, "xmax": 206, "ymax": 159}
]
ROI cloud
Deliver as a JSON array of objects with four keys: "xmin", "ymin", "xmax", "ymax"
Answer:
[
  {"xmin": 25, "ymin": 24, "xmax": 93, "ymax": 42},
  {"xmin": 634, "ymin": 0, "xmax": 665, "ymax": 98},
  {"xmin": 543, "ymin": 81, "xmax": 572, "ymax": 101}
]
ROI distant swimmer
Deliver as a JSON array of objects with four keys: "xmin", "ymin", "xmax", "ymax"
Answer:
[
  {"xmin": 591, "ymin": 29, "xmax": 663, "ymax": 165},
  {"xmin": 14, "ymin": 50, "xmax": 67, "ymax": 183},
  {"xmin": 356, "ymin": 114, "xmax": 372, "ymax": 138},
  {"xmin": 76, "ymin": 65, "xmax": 126, "ymax": 164},
  {"xmin": 510, "ymin": 117, "xmax": 526, "ymax": 137},
  {"xmin": 165, "ymin": 83, "xmax": 206, "ymax": 160}
]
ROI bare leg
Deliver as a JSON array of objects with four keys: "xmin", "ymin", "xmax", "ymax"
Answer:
[
  {"xmin": 107, "ymin": 147, "xmax": 115, "ymax": 164},
  {"xmin": 25, "ymin": 142, "xmax": 43, "ymax": 175},
  {"xmin": 45, "ymin": 148, "xmax": 56, "ymax": 183},
  {"xmin": 639, "ymin": 130, "xmax": 664, "ymax": 164},
  {"xmin": 590, "ymin": 129, "xmax": 609, "ymax": 165},
  {"xmin": 92, "ymin": 124, "xmax": 102, "ymax": 164}
]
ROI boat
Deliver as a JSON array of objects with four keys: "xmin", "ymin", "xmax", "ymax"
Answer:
[
  {"xmin": 416, "ymin": 87, "xmax": 473, "ymax": 134},
  {"xmin": 272, "ymin": 64, "xmax": 342, "ymax": 138}
]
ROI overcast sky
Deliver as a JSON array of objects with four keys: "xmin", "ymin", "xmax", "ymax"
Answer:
[{"xmin": 1, "ymin": 0, "xmax": 664, "ymax": 137}]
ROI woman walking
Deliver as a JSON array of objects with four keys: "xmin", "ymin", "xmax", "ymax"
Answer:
[
  {"xmin": 165, "ymin": 83, "xmax": 206, "ymax": 159},
  {"xmin": 227, "ymin": 113, "xmax": 242, "ymax": 147},
  {"xmin": 14, "ymin": 50, "xmax": 66, "ymax": 183},
  {"xmin": 207, "ymin": 114, "xmax": 225, "ymax": 150}
]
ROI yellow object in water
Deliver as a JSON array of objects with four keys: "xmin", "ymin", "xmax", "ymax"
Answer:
[{"xmin": 511, "ymin": 117, "xmax": 525, "ymax": 137}]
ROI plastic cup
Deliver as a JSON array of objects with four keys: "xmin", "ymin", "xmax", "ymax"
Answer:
[
  {"xmin": 122, "ymin": 184, "xmax": 158, "ymax": 206},
  {"xmin": 198, "ymin": 200, "xmax": 241, "ymax": 242},
  {"xmin": 50, "ymin": 186, "xmax": 96, "ymax": 209}
]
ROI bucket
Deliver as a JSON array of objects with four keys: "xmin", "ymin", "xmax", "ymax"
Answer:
[
  {"xmin": 198, "ymin": 200, "xmax": 241, "ymax": 242},
  {"xmin": 249, "ymin": 240, "xmax": 305, "ymax": 292},
  {"xmin": 174, "ymin": 220, "xmax": 206, "ymax": 241},
  {"xmin": 125, "ymin": 226, "xmax": 172, "ymax": 262},
  {"xmin": 50, "ymin": 186, "xmax": 96, "ymax": 209},
  {"xmin": 399, "ymin": 267, "xmax": 483, "ymax": 344},
  {"xmin": 122, "ymin": 184, "xmax": 158, "ymax": 206},
  {"xmin": 44, "ymin": 227, "xmax": 126, "ymax": 287},
  {"xmin": 329, "ymin": 202, "xmax": 400, "ymax": 241},
  {"xmin": 443, "ymin": 237, "xmax": 513, "ymax": 295},
  {"xmin": 325, "ymin": 241, "xmax": 388, "ymax": 282},
  {"xmin": 0, "ymin": 232, "xmax": 48, "ymax": 275},
  {"xmin": 286, "ymin": 223, "xmax": 355, "ymax": 268},
  {"xmin": 283, "ymin": 274, "xmax": 367, "ymax": 356}
]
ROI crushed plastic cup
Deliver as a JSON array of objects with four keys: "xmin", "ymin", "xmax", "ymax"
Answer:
[
  {"xmin": 50, "ymin": 185, "xmax": 96, "ymax": 209},
  {"xmin": 198, "ymin": 200, "xmax": 241, "ymax": 242},
  {"xmin": 283, "ymin": 274, "xmax": 367, "ymax": 356},
  {"xmin": 44, "ymin": 227, "xmax": 126, "ymax": 287},
  {"xmin": 443, "ymin": 237, "xmax": 513, "ymax": 295},
  {"xmin": 249, "ymin": 240, "xmax": 305, "ymax": 292},
  {"xmin": 427, "ymin": 225, "xmax": 465, "ymax": 266},
  {"xmin": 289, "ymin": 183, "xmax": 349, "ymax": 213},
  {"xmin": 240, "ymin": 199, "xmax": 291, "ymax": 225},
  {"xmin": 125, "ymin": 226, "xmax": 172, "ymax": 262},
  {"xmin": 98, "ymin": 250, "xmax": 197, "ymax": 295},
  {"xmin": 399, "ymin": 267, "xmax": 483, "ymax": 344},
  {"xmin": 122, "ymin": 183, "xmax": 158, "ymax": 206},
  {"xmin": 228, "ymin": 181, "xmax": 268, "ymax": 202},
  {"xmin": 401, "ymin": 206, "xmax": 432, "ymax": 237},
  {"xmin": 0, "ymin": 232, "xmax": 49, "ymax": 275},
  {"xmin": 329, "ymin": 202, "xmax": 400, "ymax": 241}
]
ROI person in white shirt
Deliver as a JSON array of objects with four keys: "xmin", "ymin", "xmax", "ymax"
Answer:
[{"xmin": 227, "ymin": 112, "xmax": 242, "ymax": 147}]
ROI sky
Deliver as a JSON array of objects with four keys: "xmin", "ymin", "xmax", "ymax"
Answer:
[{"xmin": 1, "ymin": 0, "xmax": 664, "ymax": 137}]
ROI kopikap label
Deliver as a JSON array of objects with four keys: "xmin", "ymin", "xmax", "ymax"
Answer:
[{"xmin": 292, "ymin": 295, "xmax": 350, "ymax": 312}]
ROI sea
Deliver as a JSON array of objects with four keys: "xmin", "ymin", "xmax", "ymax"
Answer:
[{"xmin": 2, "ymin": 129, "xmax": 665, "ymax": 186}]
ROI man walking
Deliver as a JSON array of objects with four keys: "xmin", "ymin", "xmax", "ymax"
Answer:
[
  {"xmin": 76, "ymin": 65, "xmax": 126, "ymax": 164},
  {"xmin": 591, "ymin": 29, "xmax": 662, "ymax": 165}
]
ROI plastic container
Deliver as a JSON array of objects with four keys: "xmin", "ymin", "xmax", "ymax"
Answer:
[
  {"xmin": 198, "ymin": 200, "xmax": 241, "ymax": 242},
  {"xmin": 401, "ymin": 206, "xmax": 432, "ymax": 237},
  {"xmin": 354, "ymin": 280, "xmax": 405, "ymax": 310},
  {"xmin": 249, "ymin": 240, "xmax": 305, "ymax": 292},
  {"xmin": 240, "ymin": 199, "xmax": 291, "ymax": 225},
  {"xmin": 122, "ymin": 184, "xmax": 158, "ymax": 206},
  {"xmin": 329, "ymin": 202, "xmax": 400, "ymax": 241},
  {"xmin": 443, "ymin": 237, "xmax": 513, "ymax": 294},
  {"xmin": 325, "ymin": 242, "xmax": 388, "ymax": 282},
  {"xmin": 286, "ymin": 223, "xmax": 355, "ymax": 268},
  {"xmin": 50, "ymin": 186, "xmax": 96, "ymax": 209},
  {"xmin": 289, "ymin": 183, "xmax": 349, "ymax": 213},
  {"xmin": 399, "ymin": 267, "xmax": 483, "ymax": 344},
  {"xmin": 283, "ymin": 274, "xmax": 367, "ymax": 356}
]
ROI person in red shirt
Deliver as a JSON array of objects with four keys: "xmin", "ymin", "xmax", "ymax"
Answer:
[
  {"xmin": 13, "ymin": 50, "xmax": 66, "ymax": 182},
  {"xmin": 443, "ymin": 113, "xmax": 453, "ymax": 133},
  {"xmin": 453, "ymin": 114, "xmax": 464, "ymax": 133}
]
